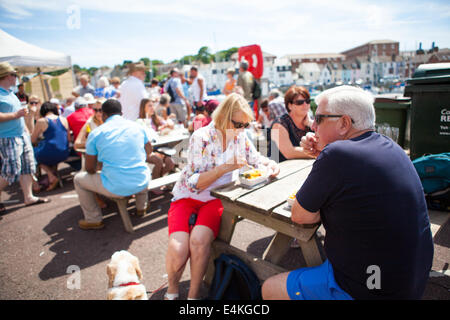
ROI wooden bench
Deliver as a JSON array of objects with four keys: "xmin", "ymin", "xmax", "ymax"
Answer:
[{"xmin": 111, "ymin": 172, "xmax": 181, "ymax": 233}]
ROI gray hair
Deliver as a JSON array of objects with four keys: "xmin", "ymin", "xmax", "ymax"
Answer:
[
  {"xmin": 240, "ymin": 61, "xmax": 249, "ymax": 71},
  {"xmin": 315, "ymin": 85, "xmax": 375, "ymax": 130},
  {"xmin": 269, "ymin": 89, "xmax": 282, "ymax": 99}
]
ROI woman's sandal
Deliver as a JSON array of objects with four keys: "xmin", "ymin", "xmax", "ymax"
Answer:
[{"xmin": 163, "ymin": 292, "xmax": 179, "ymax": 300}]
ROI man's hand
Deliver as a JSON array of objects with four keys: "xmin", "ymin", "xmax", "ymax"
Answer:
[
  {"xmin": 300, "ymin": 132, "xmax": 320, "ymax": 158},
  {"xmin": 16, "ymin": 107, "xmax": 28, "ymax": 119}
]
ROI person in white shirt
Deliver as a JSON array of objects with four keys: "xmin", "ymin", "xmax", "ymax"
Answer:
[
  {"xmin": 118, "ymin": 62, "xmax": 148, "ymax": 121},
  {"xmin": 186, "ymin": 66, "xmax": 206, "ymax": 108}
]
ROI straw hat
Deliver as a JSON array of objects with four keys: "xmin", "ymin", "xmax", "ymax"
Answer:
[{"xmin": 0, "ymin": 62, "xmax": 17, "ymax": 78}]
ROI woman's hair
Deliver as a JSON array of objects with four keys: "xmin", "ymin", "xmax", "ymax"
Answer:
[
  {"xmin": 139, "ymin": 98, "xmax": 161, "ymax": 127},
  {"xmin": 284, "ymin": 86, "xmax": 310, "ymax": 113},
  {"xmin": 40, "ymin": 102, "xmax": 59, "ymax": 117},
  {"xmin": 29, "ymin": 95, "xmax": 41, "ymax": 102},
  {"xmin": 260, "ymin": 98, "xmax": 269, "ymax": 109},
  {"xmin": 212, "ymin": 93, "xmax": 254, "ymax": 131},
  {"xmin": 315, "ymin": 85, "xmax": 375, "ymax": 130}
]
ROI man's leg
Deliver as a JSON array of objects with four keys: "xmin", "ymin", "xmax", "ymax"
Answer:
[
  {"xmin": 134, "ymin": 187, "xmax": 148, "ymax": 212},
  {"xmin": 73, "ymin": 171, "xmax": 118, "ymax": 223}
]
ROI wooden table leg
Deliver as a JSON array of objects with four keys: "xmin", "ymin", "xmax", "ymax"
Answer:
[
  {"xmin": 262, "ymin": 232, "xmax": 292, "ymax": 265},
  {"xmin": 298, "ymin": 234, "xmax": 322, "ymax": 267}
]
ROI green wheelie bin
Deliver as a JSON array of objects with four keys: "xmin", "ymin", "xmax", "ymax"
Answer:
[{"xmin": 404, "ymin": 63, "xmax": 450, "ymax": 160}]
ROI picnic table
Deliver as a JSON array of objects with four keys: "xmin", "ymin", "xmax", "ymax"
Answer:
[{"xmin": 204, "ymin": 159, "xmax": 323, "ymax": 283}]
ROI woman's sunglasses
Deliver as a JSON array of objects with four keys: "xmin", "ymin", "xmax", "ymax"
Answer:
[
  {"xmin": 29, "ymin": 101, "xmax": 39, "ymax": 105},
  {"xmin": 231, "ymin": 119, "xmax": 250, "ymax": 129},
  {"xmin": 93, "ymin": 108, "xmax": 102, "ymax": 113},
  {"xmin": 292, "ymin": 98, "xmax": 311, "ymax": 106}
]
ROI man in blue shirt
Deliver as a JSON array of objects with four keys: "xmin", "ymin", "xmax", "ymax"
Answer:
[
  {"xmin": 262, "ymin": 85, "xmax": 433, "ymax": 300},
  {"xmin": 164, "ymin": 68, "xmax": 191, "ymax": 124},
  {"xmin": 73, "ymin": 99, "xmax": 152, "ymax": 230},
  {"xmin": 0, "ymin": 62, "xmax": 50, "ymax": 213}
]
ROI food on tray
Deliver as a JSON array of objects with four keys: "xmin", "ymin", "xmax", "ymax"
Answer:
[
  {"xmin": 288, "ymin": 192, "xmax": 296, "ymax": 200},
  {"xmin": 241, "ymin": 169, "xmax": 263, "ymax": 180}
]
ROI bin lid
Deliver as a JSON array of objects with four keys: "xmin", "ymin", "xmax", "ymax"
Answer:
[{"xmin": 406, "ymin": 63, "xmax": 450, "ymax": 86}]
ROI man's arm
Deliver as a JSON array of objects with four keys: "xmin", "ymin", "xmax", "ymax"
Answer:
[
  {"xmin": 0, "ymin": 108, "xmax": 27, "ymax": 123},
  {"xmin": 85, "ymin": 154, "xmax": 98, "ymax": 174},
  {"xmin": 291, "ymin": 198, "xmax": 321, "ymax": 225},
  {"xmin": 198, "ymin": 78, "xmax": 204, "ymax": 104}
]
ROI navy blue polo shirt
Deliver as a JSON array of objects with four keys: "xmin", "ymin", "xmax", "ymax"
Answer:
[{"xmin": 296, "ymin": 131, "xmax": 434, "ymax": 299}]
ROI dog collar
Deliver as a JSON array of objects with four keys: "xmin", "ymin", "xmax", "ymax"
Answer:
[{"xmin": 119, "ymin": 282, "xmax": 140, "ymax": 287}]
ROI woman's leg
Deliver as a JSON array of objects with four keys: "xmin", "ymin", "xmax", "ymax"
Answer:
[
  {"xmin": 188, "ymin": 225, "xmax": 214, "ymax": 299},
  {"xmin": 40, "ymin": 164, "xmax": 57, "ymax": 183},
  {"xmin": 165, "ymin": 231, "xmax": 190, "ymax": 296}
]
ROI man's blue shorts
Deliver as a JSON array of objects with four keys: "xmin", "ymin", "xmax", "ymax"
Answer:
[{"xmin": 286, "ymin": 259, "xmax": 353, "ymax": 300}]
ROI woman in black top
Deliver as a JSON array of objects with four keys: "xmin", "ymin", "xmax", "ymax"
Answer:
[{"xmin": 268, "ymin": 86, "xmax": 314, "ymax": 162}]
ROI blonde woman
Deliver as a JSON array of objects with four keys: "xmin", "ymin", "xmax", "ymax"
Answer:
[
  {"xmin": 25, "ymin": 95, "xmax": 41, "ymax": 134},
  {"xmin": 164, "ymin": 93, "xmax": 280, "ymax": 300}
]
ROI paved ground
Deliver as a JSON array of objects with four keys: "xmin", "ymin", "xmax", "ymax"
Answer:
[{"xmin": 0, "ymin": 166, "xmax": 449, "ymax": 300}]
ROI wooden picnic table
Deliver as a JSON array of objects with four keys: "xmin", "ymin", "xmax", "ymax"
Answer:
[{"xmin": 204, "ymin": 159, "xmax": 323, "ymax": 283}]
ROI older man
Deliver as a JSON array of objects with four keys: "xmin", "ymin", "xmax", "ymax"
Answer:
[
  {"xmin": 73, "ymin": 99, "xmax": 152, "ymax": 230},
  {"xmin": 0, "ymin": 62, "xmax": 50, "ymax": 212},
  {"xmin": 267, "ymin": 89, "xmax": 286, "ymax": 120},
  {"xmin": 262, "ymin": 85, "xmax": 433, "ymax": 300},
  {"xmin": 119, "ymin": 62, "xmax": 149, "ymax": 121},
  {"xmin": 72, "ymin": 74, "xmax": 95, "ymax": 98}
]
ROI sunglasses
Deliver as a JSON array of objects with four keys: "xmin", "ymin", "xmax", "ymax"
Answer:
[
  {"xmin": 292, "ymin": 98, "xmax": 310, "ymax": 106},
  {"xmin": 10, "ymin": 73, "xmax": 18, "ymax": 78},
  {"xmin": 93, "ymin": 108, "xmax": 102, "ymax": 113},
  {"xmin": 314, "ymin": 114, "xmax": 355, "ymax": 125},
  {"xmin": 29, "ymin": 101, "xmax": 39, "ymax": 105},
  {"xmin": 231, "ymin": 119, "xmax": 250, "ymax": 129}
]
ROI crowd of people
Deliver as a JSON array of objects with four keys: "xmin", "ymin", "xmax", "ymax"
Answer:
[{"xmin": 0, "ymin": 60, "xmax": 434, "ymax": 301}]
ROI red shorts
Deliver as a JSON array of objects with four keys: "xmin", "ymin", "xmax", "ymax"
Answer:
[{"xmin": 168, "ymin": 198, "xmax": 223, "ymax": 238}]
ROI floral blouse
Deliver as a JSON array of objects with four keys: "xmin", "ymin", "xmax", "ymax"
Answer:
[{"xmin": 172, "ymin": 121, "xmax": 267, "ymax": 202}]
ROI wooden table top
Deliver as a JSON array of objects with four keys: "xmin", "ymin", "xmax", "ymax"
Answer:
[{"xmin": 211, "ymin": 159, "xmax": 315, "ymax": 221}]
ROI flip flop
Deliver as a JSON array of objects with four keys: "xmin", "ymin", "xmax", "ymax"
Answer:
[{"xmin": 25, "ymin": 198, "xmax": 51, "ymax": 207}]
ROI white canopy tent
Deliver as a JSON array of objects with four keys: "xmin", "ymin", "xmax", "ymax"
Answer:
[
  {"xmin": 0, "ymin": 28, "xmax": 72, "ymax": 73},
  {"xmin": 0, "ymin": 29, "xmax": 73, "ymax": 100}
]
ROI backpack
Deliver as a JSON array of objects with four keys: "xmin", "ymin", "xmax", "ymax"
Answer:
[
  {"xmin": 412, "ymin": 152, "xmax": 450, "ymax": 211},
  {"xmin": 252, "ymin": 80, "xmax": 261, "ymax": 100},
  {"xmin": 166, "ymin": 79, "xmax": 177, "ymax": 103},
  {"xmin": 208, "ymin": 254, "xmax": 262, "ymax": 300}
]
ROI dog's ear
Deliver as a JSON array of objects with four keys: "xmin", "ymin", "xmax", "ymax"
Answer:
[
  {"xmin": 131, "ymin": 257, "xmax": 143, "ymax": 280},
  {"xmin": 106, "ymin": 263, "xmax": 117, "ymax": 288}
]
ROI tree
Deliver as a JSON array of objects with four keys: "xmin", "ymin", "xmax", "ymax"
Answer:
[{"xmin": 196, "ymin": 46, "xmax": 213, "ymax": 64}]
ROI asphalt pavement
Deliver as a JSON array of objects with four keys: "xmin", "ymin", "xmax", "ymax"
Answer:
[{"xmin": 0, "ymin": 165, "xmax": 448, "ymax": 300}]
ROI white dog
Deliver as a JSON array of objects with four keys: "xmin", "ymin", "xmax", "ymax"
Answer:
[{"xmin": 106, "ymin": 250, "xmax": 148, "ymax": 300}]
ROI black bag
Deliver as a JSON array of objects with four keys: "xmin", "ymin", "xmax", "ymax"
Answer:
[
  {"xmin": 208, "ymin": 254, "xmax": 261, "ymax": 300},
  {"xmin": 252, "ymin": 80, "xmax": 261, "ymax": 100},
  {"xmin": 425, "ymin": 188, "xmax": 450, "ymax": 212},
  {"xmin": 166, "ymin": 80, "xmax": 177, "ymax": 103}
]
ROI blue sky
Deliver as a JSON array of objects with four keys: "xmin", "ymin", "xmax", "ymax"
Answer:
[{"xmin": 1, "ymin": 0, "xmax": 449, "ymax": 68}]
